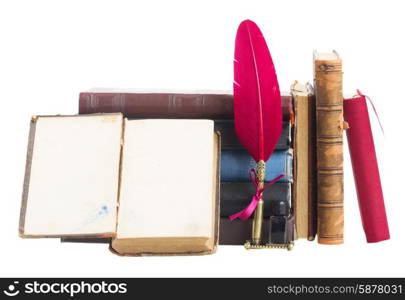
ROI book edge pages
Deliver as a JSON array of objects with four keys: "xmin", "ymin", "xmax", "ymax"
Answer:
[
  {"xmin": 19, "ymin": 116, "xmax": 37, "ymax": 238},
  {"xmin": 19, "ymin": 113, "xmax": 123, "ymax": 239},
  {"xmin": 109, "ymin": 130, "xmax": 220, "ymax": 256},
  {"xmin": 210, "ymin": 130, "xmax": 221, "ymax": 254},
  {"xmin": 313, "ymin": 50, "xmax": 341, "ymax": 62}
]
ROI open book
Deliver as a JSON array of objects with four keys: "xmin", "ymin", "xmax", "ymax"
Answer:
[{"xmin": 19, "ymin": 114, "xmax": 220, "ymax": 256}]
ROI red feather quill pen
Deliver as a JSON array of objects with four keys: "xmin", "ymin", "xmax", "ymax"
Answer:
[{"xmin": 232, "ymin": 20, "xmax": 283, "ymax": 245}]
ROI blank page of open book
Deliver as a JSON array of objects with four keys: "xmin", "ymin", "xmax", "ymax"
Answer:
[
  {"xmin": 111, "ymin": 119, "xmax": 218, "ymax": 255},
  {"xmin": 20, "ymin": 114, "xmax": 123, "ymax": 237}
]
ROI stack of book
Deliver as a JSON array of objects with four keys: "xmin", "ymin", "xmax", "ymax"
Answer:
[
  {"xmin": 78, "ymin": 90, "xmax": 295, "ymax": 246},
  {"xmin": 19, "ymin": 51, "xmax": 390, "ymax": 255},
  {"xmin": 218, "ymin": 110, "xmax": 294, "ymax": 245}
]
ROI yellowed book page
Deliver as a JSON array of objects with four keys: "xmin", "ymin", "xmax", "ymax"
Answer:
[
  {"xmin": 116, "ymin": 119, "xmax": 214, "ymax": 240},
  {"xmin": 21, "ymin": 114, "xmax": 123, "ymax": 237}
]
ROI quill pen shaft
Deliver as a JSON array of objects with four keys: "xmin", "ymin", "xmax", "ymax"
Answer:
[
  {"xmin": 252, "ymin": 160, "xmax": 265, "ymax": 243},
  {"xmin": 233, "ymin": 19, "xmax": 283, "ymax": 246}
]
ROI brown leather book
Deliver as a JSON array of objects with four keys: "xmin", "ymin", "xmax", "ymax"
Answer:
[
  {"xmin": 291, "ymin": 81, "xmax": 317, "ymax": 241},
  {"xmin": 313, "ymin": 51, "xmax": 344, "ymax": 245},
  {"xmin": 78, "ymin": 89, "xmax": 293, "ymax": 120}
]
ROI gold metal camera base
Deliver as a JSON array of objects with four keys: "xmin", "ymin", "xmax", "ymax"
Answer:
[{"xmin": 244, "ymin": 240, "xmax": 294, "ymax": 251}]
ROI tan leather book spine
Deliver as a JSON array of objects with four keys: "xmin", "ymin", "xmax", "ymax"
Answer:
[{"xmin": 313, "ymin": 51, "xmax": 344, "ymax": 245}]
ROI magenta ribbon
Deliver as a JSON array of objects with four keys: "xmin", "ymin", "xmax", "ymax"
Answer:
[
  {"xmin": 356, "ymin": 89, "xmax": 384, "ymax": 135},
  {"xmin": 229, "ymin": 169, "xmax": 284, "ymax": 221}
]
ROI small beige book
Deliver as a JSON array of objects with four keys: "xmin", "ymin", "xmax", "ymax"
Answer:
[
  {"xmin": 19, "ymin": 114, "xmax": 220, "ymax": 256},
  {"xmin": 291, "ymin": 81, "xmax": 316, "ymax": 240}
]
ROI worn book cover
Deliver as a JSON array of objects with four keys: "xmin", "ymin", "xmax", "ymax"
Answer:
[
  {"xmin": 344, "ymin": 93, "xmax": 389, "ymax": 243},
  {"xmin": 291, "ymin": 81, "xmax": 317, "ymax": 240},
  {"xmin": 215, "ymin": 120, "xmax": 291, "ymax": 150},
  {"xmin": 220, "ymin": 182, "xmax": 291, "ymax": 217},
  {"xmin": 78, "ymin": 89, "xmax": 293, "ymax": 120},
  {"xmin": 220, "ymin": 149, "xmax": 293, "ymax": 182},
  {"xmin": 313, "ymin": 51, "xmax": 344, "ymax": 245}
]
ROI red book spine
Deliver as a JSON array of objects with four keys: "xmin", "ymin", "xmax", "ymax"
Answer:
[{"xmin": 344, "ymin": 95, "xmax": 389, "ymax": 243}]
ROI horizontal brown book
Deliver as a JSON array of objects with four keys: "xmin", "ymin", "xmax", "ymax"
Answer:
[{"xmin": 79, "ymin": 89, "xmax": 293, "ymax": 120}]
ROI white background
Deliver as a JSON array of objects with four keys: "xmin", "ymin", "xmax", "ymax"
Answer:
[{"xmin": 1, "ymin": 0, "xmax": 404, "ymax": 277}]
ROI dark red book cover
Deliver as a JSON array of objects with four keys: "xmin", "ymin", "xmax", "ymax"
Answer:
[
  {"xmin": 344, "ymin": 94, "xmax": 389, "ymax": 243},
  {"xmin": 79, "ymin": 89, "xmax": 292, "ymax": 120}
]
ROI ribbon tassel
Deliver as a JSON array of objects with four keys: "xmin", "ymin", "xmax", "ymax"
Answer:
[
  {"xmin": 229, "ymin": 169, "xmax": 284, "ymax": 221},
  {"xmin": 355, "ymin": 89, "xmax": 384, "ymax": 135}
]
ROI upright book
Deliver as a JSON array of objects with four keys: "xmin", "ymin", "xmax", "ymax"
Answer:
[
  {"xmin": 344, "ymin": 92, "xmax": 389, "ymax": 243},
  {"xmin": 313, "ymin": 51, "xmax": 344, "ymax": 245},
  {"xmin": 20, "ymin": 114, "xmax": 220, "ymax": 256},
  {"xmin": 291, "ymin": 81, "xmax": 317, "ymax": 240}
]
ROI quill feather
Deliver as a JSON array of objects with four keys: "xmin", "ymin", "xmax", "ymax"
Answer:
[{"xmin": 233, "ymin": 20, "xmax": 282, "ymax": 162}]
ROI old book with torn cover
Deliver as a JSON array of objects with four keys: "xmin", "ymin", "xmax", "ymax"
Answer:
[{"xmin": 19, "ymin": 114, "xmax": 220, "ymax": 256}]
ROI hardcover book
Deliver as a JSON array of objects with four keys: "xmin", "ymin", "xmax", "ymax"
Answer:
[
  {"xmin": 344, "ymin": 93, "xmax": 389, "ymax": 243},
  {"xmin": 219, "ymin": 218, "xmax": 295, "ymax": 245},
  {"xmin": 78, "ymin": 89, "xmax": 293, "ymax": 120},
  {"xmin": 19, "ymin": 114, "xmax": 220, "ymax": 256},
  {"xmin": 220, "ymin": 182, "xmax": 291, "ymax": 217},
  {"xmin": 61, "ymin": 218, "xmax": 296, "ymax": 246},
  {"xmin": 215, "ymin": 120, "xmax": 291, "ymax": 150},
  {"xmin": 220, "ymin": 149, "xmax": 293, "ymax": 182},
  {"xmin": 291, "ymin": 81, "xmax": 317, "ymax": 240},
  {"xmin": 313, "ymin": 51, "xmax": 344, "ymax": 245}
]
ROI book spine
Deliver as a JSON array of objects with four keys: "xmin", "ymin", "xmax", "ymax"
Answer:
[
  {"xmin": 307, "ymin": 93, "xmax": 318, "ymax": 241},
  {"xmin": 220, "ymin": 182, "xmax": 291, "ymax": 217},
  {"xmin": 79, "ymin": 92, "xmax": 293, "ymax": 120},
  {"xmin": 215, "ymin": 120, "xmax": 291, "ymax": 150},
  {"xmin": 314, "ymin": 56, "xmax": 344, "ymax": 245},
  {"xmin": 292, "ymin": 88, "xmax": 310, "ymax": 240},
  {"xmin": 220, "ymin": 149, "xmax": 293, "ymax": 182},
  {"xmin": 344, "ymin": 95, "xmax": 389, "ymax": 242},
  {"xmin": 79, "ymin": 93, "xmax": 234, "ymax": 119}
]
